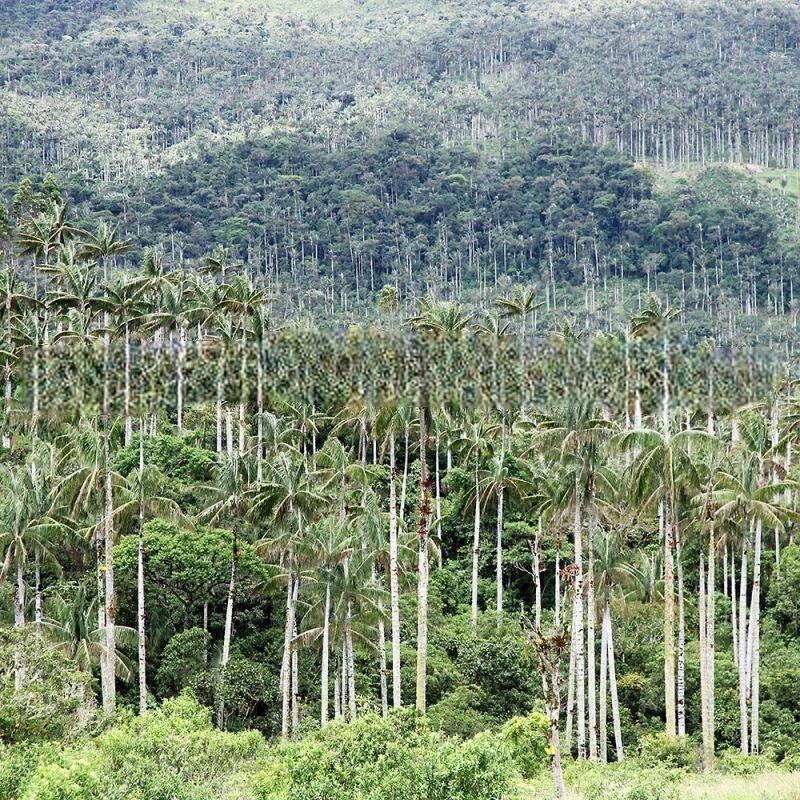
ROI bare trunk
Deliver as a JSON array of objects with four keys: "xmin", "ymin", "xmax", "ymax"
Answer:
[
  {"xmin": 749, "ymin": 518, "xmax": 761, "ymax": 754},
  {"xmin": 663, "ymin": 497, "xmax": 676, "ymax": 736},
  {"xmin": 389, "ymin": 431, "xmax": 402, "ymax": 708},
  {"xmin": 378, "ymin": 596, "xmax": 388, "ymax": 718},
  {"xmin": 607, "ymin": 603, "xmax": 624, "ymax": 761},
  {"xmin": 280, "ymin": 557, "xmax": 294, "ymax": 736},
  {"xmin": 738, "ymin": 535, "xmax": 748, "ymax": 754},
  {"xmin": 321, "ymin": 579, "xmax": 331, "ymax": 727},
  {"xmin": 496, "ymin": 487, "xmax": 504, "ymax": 626},
  {"xmin": 137, "ymin": 421, "xmax": 147, "ymax": 714},
  {"xmin": 415, "ymin": 399, "xmax": 429, "ymax": 714},
  {"xmin": 587, "ymin": 492, "xmax": 597, "ymax": 759},
  {"xmin": 471, "ymin": 463, "xmax": 481, "ymax": 631}
]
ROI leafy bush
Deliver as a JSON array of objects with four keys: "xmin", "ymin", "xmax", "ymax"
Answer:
[
  {"xmin": 114, "ymin": 434, "xmax": 214, "ymax": 482},
  {"xmin": 251, "ymin": 709, "xmax": 514, "ymax": 800},
  {"xmin": 0, "ymin": 743, "xmax": 59, "ymax": 800},
  {"xmin": 154, "ymin": 628, "xmax": 212, "ymax": 698},
  {"xmin": 716, "ymin": 748, "xmax": 772, "ymax": 775},
  {"xmin": 18, "ymin": 694, "xmax": 265, "ymax": 800},
  {"xmin": 574, "ymin": 762, "xmax": 679, "ymax": 800},
  {"xmin": 500, "ymin": 712, "xmax": 549, "ymax": 778},
  {"xmin": 427, "ymin": 686, "xmax": 496, "ymax": 739},
  {"xmin": 638, "ymin": 732, "xmax": 695, "ymax": 769},
  {"xmin": 0, "ymin": 630, "xmax": 91, "ymax": 745}
]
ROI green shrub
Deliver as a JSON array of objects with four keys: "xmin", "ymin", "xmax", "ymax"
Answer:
[
  {"xmin": 19, "ymin": 694, "xmax": 265, "ymax": 800},
  {"xmin": 251, "ymin": 709, "xmax": 513, "ymax": 800},
  {"xmin": 22, "ymin": 758, "xmax": 100, "ymax": 800},
  {"xmin": 575, "ymin": 762, "xmax": 679, "ymax": 800},
  {"xmin": 427, "ymin": 686, "xmax": 496, "ymax": 739},
  {"xmin": 638, "ymin": 732, "xmax": 695, "ymax": 769},
  {"xmin": 0, "ymin": 743, "xmax": 59, "ymax": 800},
  {"xmin": 716, "ymin": 747, "xmax": 772, "ymax": 775},
  {"xmin": 500, "ymin": 712, "xmax": 549, "ymax": 778}
]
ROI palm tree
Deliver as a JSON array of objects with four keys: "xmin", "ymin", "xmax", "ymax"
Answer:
[
  {"xmin": 708, "ymin": 407, "xmax": 794, "ymax": 754},
  {"xmin": 458, "ymin": 414, "xmax": 501, "ymax": 632},
  {"xmin": 113, "ymin": 424, "xmax": 190, "ymax": 713},
  {"xmin": 615, "ymin": 419, "xmax": 710, "ymax": 738},
  {"xmin": 297, "ymin": 516, "xmax": 354, "ymax": 727},
  {"xmin": 478, "ymin": 449, "xmax": 530, "ymax": 626},
  {"xmin": 254, "ymin": 449, "xmax": 324, "ymax": 735},
  {"xmin": 535, "ymin": 398, "xmax": 614, "ymax": 759},
  {"xmin": 496, "ymin": 285, "xmax": 542, "ymax": 366},
  {"xmin": 593, "ymin": 528, "xmax": 627, "ymax": 762},
  {"xmin": 196, "ymin": 453, "xmax": 258, "ymax": 726}
]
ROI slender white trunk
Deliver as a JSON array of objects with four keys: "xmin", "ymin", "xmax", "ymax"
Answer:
[
  {"xmin": 346, "ymin": 603, "xmax": 356, "ymax": 721},
  {"xmin": 378, "ymin": 596, "xmax": 388, "ymax": 717},
  {"xmin": 706, "ymin": 529, "xmax": 716, "ymax": 765},
  {"xmin": 321, "ymin": 579, "xmax": 331, "ymax": 727},
  {"xmin": 415, "ymin": 402, "xmax": 429, "ymax": 714},
  {"xmin": 587, "ymin": 494, "xmax": 597, "ymax": 759},
  {"xmin": 291, "ymin": 577, "xmax": 300, "ymax": 730},
  {"xmin": 34, "ymin": 554, "xmax": 42, "ymax": 635},
  {"xmin": 738, "ymin": 536, "xmax": 748, "ymax": 754},
  {"xmin": 534, "ymin": 519, "xmax": 542, "ymax": 630},
  {"xmin": 599, "ymin": 597, "xmax": 608, "ymax": 763},
  {"xmin": 389, "ymin": 431, "xmax": 402, "ymax": 707},
  {"xmin": 554, "ymin": 550, "xmax": 561, "ymax": 627},
  {"xmin": 399, "ymin": 431, "xmax": 409, "ymax": 519},
  {"xmin": 700, "ymin": 556, "xmax": 710, "ymax": 763},
  {"xmin": 14, "ymin": 559, "xmax": 25, "ymax": 627},
  {"xmin": 137, "ymin": 421, "xmax": 147, "ymax": 714},
  {"xmin": 496, "ymin": 487, "xmax": 504, "ymax": 626},
  {"xmin": 102, "ymin": 406, "xmax": 117, "ymax": 714},
  {"xmin": 124, "ymin": 325, "xmax": 132, "ymax": 445},
  {"xmin": 471, "ymin": 463, "xmax": 481, "ymax": 631},
  {"xmin": 731, "ymin": 549, "xmax": 738, "ymax": 669},
  {"xmin": 677, "ymin": 520, "xmax": 686, "ymax": 737},
  {"xmin": 572, "ymin": 470, "xmax": 586, "ymax": 758},
  {"xmin": 749, "ymin": 518, "xmax": 761, "ymax": 753},
  {"xmin": 607, "ymin": 603, "xmax": 624, "ymax": 761},
  {"xmin": 281, "ymin": 558, "xmax": 294, "ymax": 736}
]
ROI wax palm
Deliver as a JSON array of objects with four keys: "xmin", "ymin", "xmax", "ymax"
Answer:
[
  {"xmin": 457, "ymin": 413, "xmax": 501, "ymax": 631},
  {"xmin": 0, "ymin": 460, "xmax": 71, "ymax": 629}
]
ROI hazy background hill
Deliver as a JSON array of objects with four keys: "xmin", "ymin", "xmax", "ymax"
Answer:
[{"xmin": 2, "ymin": 0, "xmax": 800, "ymax": 328}]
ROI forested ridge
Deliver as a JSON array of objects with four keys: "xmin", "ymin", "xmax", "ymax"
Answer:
[{"xmin": 5, "ymin": 2, "xmax": 800, "ymax": 800}]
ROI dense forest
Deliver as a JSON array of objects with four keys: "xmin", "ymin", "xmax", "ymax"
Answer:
[{"xmin": 4, "ymin": 2, "xmax": 800, "ymax": 800}]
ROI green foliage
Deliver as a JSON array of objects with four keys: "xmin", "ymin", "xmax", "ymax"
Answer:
[
  {"xmin": 716, "ymin": 748, "xmax": 772, "ymax": 776},
  {"xmin": 427, "ymin": 686, "xmax": 496, "ymax": 739},
  {"xmin": 251, "ymin": 710, "xmax": 514, "ymax": 800},
  {"xmin": 154, "ymin": 628, "xmax": 211, "ymax": 698},
  {"xmin": 0, "ymin": 630, "xmax": 91, "ymax": 746},
  {"xmin": 16, "ymin": 695, "xmax": 265, "ymax": 800},
  {"xmin": 114, "ymin": 434, "xmax": 215, "ymax": 483},
  {"xmin": 638, "ymin": 733, "xmax": 696, "ymax": 770},
  {"xmin": 500, "ymin": 712, "xmax": 549, "ymax": 779},
  {"xmin": 570, "ymin": 761, "xmax": 679, "ymax": 800}
]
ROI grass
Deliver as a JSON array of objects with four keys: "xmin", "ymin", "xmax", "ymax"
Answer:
[
  {"xmin": 516, "ymin": 770, "xmax": 800, "ymax": 800},
  {"xmin": 679, "ymin": 771, "xmax": 800, "ymax": 800}
]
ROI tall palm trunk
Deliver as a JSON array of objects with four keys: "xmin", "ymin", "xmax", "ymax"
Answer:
[
  {"xmin": 748, "ymin": 517, "xmax": 761, "ymax": 753},
  {"xmin": 676, "ymin": 519, "xmax": 686, "ymax": 736},
  {"xmin": 496, "ymin": 486, "xmax": 504, "ymax": 627},
  {"xmin": 534, "ymin": 519, "xmax": 542, "ymax": 629},
  {"xmin": 416, "ymin": 399, "xmax": 430, "ymax": 714},
  {"xmin": 388, "ymin": 431, "xmax": 402, "ymax": 707},
  {"xmin": 738, "ymin": 534, "xmax": 749, "ymax": 754},
  {"xmin": 176, "ymin": 326, "xmax": 185, "ymax": 431},
  {"xmin": 571, "ymin": 467, "xmax": 586, "ymax": 758},
  {"xmin": 218, "ymin": 513, "xmax": 238, "ymax": 728},
  {"xmin": 280, "ymin": 553, "xmax": 294, "ymax": 737},
  {"xmin": 346, "ymin": 603, "xmax": 356, "ymax": 721},
  {"xmin": 292, "ymin": 576, "xmax": 300, "ymax": 730},
  {"xmin": 123, "ymin": 322, "xmax": 132, "ymax": 444},
  {"xmin": 706, "ymin": 529, "xmax": 716, "ymax": 765},
  {"xmin": 587, "ymin": 492, "xmax": 598, "ymax": 758},
  {"xmin": 320, "ymin": 578, "xmax": 331, "ymax": 727},
  {"xmin": 470, "ymin": 459, "xmax": 481, "ymax": 631},
  {"xmin": 137, "ymin": 422, "xmax": 147, "ymax": 714},
  {"xmin": 378, "ymin": 595, "xmax": 389, "ymax": 717},
  {"xmin": 102, "ymin": 353, "xmax": 117, "ymax": 714},
  {"xmin": 663, "ymin": 496, "xmax": 676, "ymax": 736},
  {"xmin": 606, "ymin": 601, "xmax": 624, "ymax": 761},
  {"xmin": 599, "ymin": 598, "xmax": 608, "ymax": 763}
]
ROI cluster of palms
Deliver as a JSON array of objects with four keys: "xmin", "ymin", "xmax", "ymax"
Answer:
[{"xmin": 0, "ymin": 202, "xmax": 798, "ymax": 774}]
